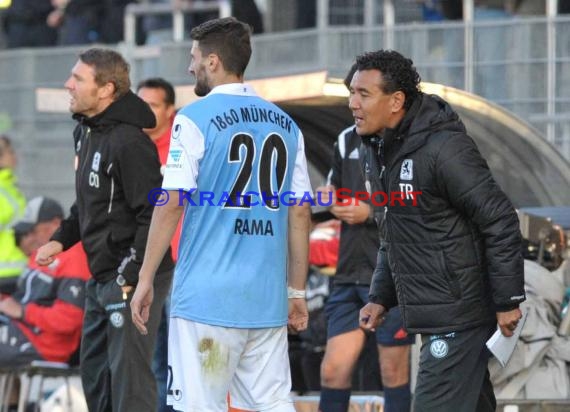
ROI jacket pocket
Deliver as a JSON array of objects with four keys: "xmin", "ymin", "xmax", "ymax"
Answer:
[{"xmin": 441, "ymin": 251, "xmax": 462, "ymax": 300}]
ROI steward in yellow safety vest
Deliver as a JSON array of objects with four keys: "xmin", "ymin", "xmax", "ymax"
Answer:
[{"xmin": 0, "ymin": 135, "xmax": 26, "ymax": 294}]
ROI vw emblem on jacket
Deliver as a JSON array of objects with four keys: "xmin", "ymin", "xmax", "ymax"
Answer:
[
  {"xmin": 110, "ymin": 311, "xmax": 124, "ymax": 328},
  {"xmin": 400, "ymin": 159, "xmax": 413, "ymax": 180},
  {"xmin": 430, "ymin": 339, "xmax": 448, "ymax": 358}
]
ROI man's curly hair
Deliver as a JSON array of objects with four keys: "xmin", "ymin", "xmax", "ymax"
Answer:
[{"xmin": 355, "ymin": 50, "xmax": 421, "ymax": 110}]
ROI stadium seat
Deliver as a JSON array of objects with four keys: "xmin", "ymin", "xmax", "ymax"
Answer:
[
  {"xmin": 0, "ymin": 348, "xmax": 80, "ymax": 412},
  {"xmin": 15, "ymin": 360, "xmax": 80, "ymax": 412}
]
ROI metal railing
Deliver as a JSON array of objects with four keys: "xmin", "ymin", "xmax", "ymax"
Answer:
[{"xmin": 123, "ymin": 0, "xmax": 231, "ymax": 44}]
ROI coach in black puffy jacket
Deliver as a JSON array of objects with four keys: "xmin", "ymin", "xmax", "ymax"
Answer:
[
  {"xmin": 353, "ymin": 50, "xmax": 525, "ymax": 412},
  {"xmin": 37, "ymin": 48, "xmax": 173, "ymax": 412}
]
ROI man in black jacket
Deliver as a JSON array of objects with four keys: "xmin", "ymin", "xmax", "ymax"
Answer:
[
  {"xmin": 355, "ymin": 50, "xmax": 525, "ymax": 412},
  {"xmin": 316, "ymin": 65, "xmax": 414, "ymax": 412},
  {"xmin": 36, "ymin": 48, "xmax": 174, "ymax": 412}
]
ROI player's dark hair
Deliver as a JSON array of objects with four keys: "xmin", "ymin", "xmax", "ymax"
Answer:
[
  {"xmin": 355, "ymin": 50, "xmax": 421, "ymax": 110},
  {"xmin": 190, "ymin": 17, "xmax": 252, "ymax": 77}
]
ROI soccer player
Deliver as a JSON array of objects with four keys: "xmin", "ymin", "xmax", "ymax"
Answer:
[{"xmin": 131, "ymin": 17, "xmax": 312, "ymax": 412}]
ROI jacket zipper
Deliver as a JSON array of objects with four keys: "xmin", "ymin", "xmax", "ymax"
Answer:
[
  {"xmin": 108, "ymin": 178, "xmax": 114, "ymax": 213},
  {"xmin": 378, "ymin": 138, "xmax": 402, "ymax": 306},
  {"xmin": 377, "ymin": 139, "xmax": 389, "ymax": 224},
  {"xmin": 79, "ymin": 126, "xmax": 92, "ymax": 192}
]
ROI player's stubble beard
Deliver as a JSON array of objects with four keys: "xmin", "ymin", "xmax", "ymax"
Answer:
[{"xmin": 194, "ymin": 70, "xmax": 211, "ymax": 97}]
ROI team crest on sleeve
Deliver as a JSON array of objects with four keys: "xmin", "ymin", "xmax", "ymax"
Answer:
[
  {"xmin": 166, "ymin": 149, "xmax": 184, "ymax": 170},
  {"xmin": 400, "ymin": 159, "xmax": 413, "ymax": 180},
  {"xmin": 172, "ymin": 123, "xmax": 182, "ymax": 140}
]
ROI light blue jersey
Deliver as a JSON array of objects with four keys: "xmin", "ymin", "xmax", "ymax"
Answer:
[{"xmin": 162, "ymin": 83, "xmax": 312, "ymax": 328}]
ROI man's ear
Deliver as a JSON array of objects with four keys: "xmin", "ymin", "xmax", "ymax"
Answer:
[
  {"xmin": 99, "ymin": 82, "xmax": 116, "ymax": 100},
  {"xmin": 166, "ymin": 104, "xmax": 176, "ymax": 119},
  {"xmin": 207, "ymin": 53, "xmax": 220, "ymax": 73},
  {"xmin": 391, "ymin": 91, "xmax": 406, "ymax": 113}
]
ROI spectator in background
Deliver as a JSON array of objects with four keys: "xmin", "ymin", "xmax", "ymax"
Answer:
[
  {"xmin": 137, "ymin": 77, "xmax": 179, "ymax": 412},
  {"xmin": 231, "ymin": 0, "xmax": 263, "ymax": 34},
  {"xmin": 186, "ymin": 0, "xmax": 264, "ymax": 35},
  {"xmin": 143, "ymin": 0, "xmax": 263, "ymax": 47},
  {"xmin": 439, "ymin": 0, "xmax": 463, "ymax": 19},
  {"xmin": 0, "ymin": 197, "xmax": 90, "ymax": 412},
  {"xmin": 0, "ymin": 135, "xmax": 26, "ymax": 296},
  {"xmin": 143, "ymin": 0, "xmax": 177, "ymax": 45},
  {"xmin": 419, "ymin": 1, "xmax": 444, "ymax": 21},
  {"xmin": 48, "ymin": 0, "xmax": 102, "ymax": 45},
  {"xmin": 99, "ymin": 0, "xmax": 137, "ymax": 43},
  {"xmin": 0, "ymin": 196, "xmax": 89, "ymax": 367},
  {"xmin": 137, "ymin": 78, "xmax": 177, "ymax": 176},
  {"xmin": 4, "ymin": 0, "xmax": 57, "ymax": 48}
]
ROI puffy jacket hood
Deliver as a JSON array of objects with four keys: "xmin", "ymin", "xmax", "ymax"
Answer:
[
  {"xmin": 383, "ymin": 93, "xmax": 465, "ymax": 155},
  {"xmin": 73, "ymin": 90, "xmax": 156, "ymax": 130}
]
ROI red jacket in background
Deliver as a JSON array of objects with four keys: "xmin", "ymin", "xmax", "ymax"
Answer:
[
  {"xmin": 15, "ymin": 243, "xmax": 90, "ymax": 363},
  {"xmin": 309, "ymin": 220, "xmax": 341, "ymax": 269}
]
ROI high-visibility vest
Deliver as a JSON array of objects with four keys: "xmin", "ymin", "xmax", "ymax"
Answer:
[{"xmin": 0, "ymin": 168, "xmax": 27, "ymax": 279}]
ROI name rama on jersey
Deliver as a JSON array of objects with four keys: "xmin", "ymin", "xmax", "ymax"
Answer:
[{"xmin": 234, "ymin": 218, "xmax": 274, "ymax": 236}]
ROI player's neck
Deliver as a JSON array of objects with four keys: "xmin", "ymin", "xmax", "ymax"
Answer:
[{"xmin": 211, "ymin": 72, "xmax": 244, "ymax": 88}]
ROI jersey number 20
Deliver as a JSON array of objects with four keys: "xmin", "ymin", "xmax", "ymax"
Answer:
[{"xmin": 226, "ymin": 133, "xmax": 287, "ymax": 210}]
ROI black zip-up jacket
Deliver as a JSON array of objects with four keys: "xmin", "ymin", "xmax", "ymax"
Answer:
[
  {"xmin": 52, "ymin": 91, "xmax": 173, "ymax": 285},
  {"xmin": 328, "ymin": 126, "xmax": 378, "ymax": 285},
  {"xmin": 361, "ymin": 93, "xmax": 525, "ymax": 334}
]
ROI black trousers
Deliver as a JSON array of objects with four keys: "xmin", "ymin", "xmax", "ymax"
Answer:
[
  {"xmin": 81, "ymin": 271, "xmax": 172, "ymax": 412},
  {"xmin": 413, "ymin": 323, "xmax": 496, "ymax": 412}
]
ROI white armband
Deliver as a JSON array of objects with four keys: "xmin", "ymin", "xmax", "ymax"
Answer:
[{"xmin": 287, "ymin": 286, "xmax": 306, "ymax": 299}]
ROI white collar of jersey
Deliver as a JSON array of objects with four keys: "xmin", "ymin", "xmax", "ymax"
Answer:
[{"xmin": 208, "ymin": 83, "xmax": 257, "ymax": 97}]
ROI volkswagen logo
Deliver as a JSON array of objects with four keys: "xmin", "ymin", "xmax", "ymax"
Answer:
[{"xmin": 430, "ymin": 339, "xmax": 448, "ymax": 359}]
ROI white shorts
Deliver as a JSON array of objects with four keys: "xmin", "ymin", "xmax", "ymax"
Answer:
[{"xmin": 167, "ymin": 317, "xmax": 295, "ymax": 412}]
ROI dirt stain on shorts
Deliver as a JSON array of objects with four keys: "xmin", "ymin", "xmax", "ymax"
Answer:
[{"xmin": 198, "ymin": 337, "xmax": 229, "ymax": 376}]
